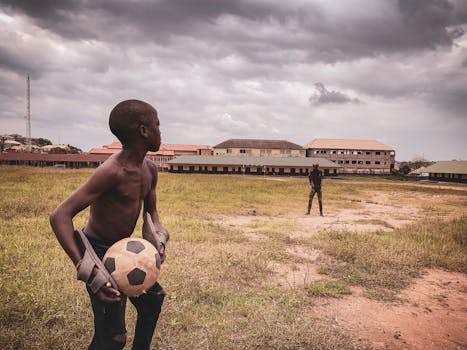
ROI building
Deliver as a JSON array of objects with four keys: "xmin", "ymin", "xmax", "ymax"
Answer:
[
  {"xmin": 168, "ymin": 155, "xmax": 341, "ymax": 176},
  {"xmin": 408, "ymin": 166, "xmax": 429, "ymax": 177},
  {"xmin": 90, "ymin": 141, "xmax": 212, "ymax": 169},
  {"xmin": 213, "ymin": 139, "xmax": 305, "ymax": 157},
  {"xmin": 423, "ymin": 161, "xmax": 467, "ymax": 183},
  {"xmin": 0, "ymin": 152, "xmax": 109, "ymax": 168},
  {"xmin": 304, "ymin": 139, "xmax": 395, "ymax": 174}
]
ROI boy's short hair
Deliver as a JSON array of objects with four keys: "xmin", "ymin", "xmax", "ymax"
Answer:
[{"xmin": 109, "ymin": 99, "xmax": 157, "ymax": 146}]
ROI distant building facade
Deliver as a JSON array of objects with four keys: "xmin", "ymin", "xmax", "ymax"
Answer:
[
  {"xmin": 0, "ymin": 152, "xmax": 109, "ymax": 168},
  {"xmin": 89, "ymin": 141, "xmax": 213, "ymax": 169},
  {"xmin": 304, "ymin": 139, "xmax": 395, "ymax": 174},
  {"xmin": 168, "ymin": 155, "xmax": 341, "ymax": 176},
  {"xmin": 423, "ymin": 160, "xmax": 467, "ymax": 183},
  {"xmin": 213, "ymin": 139, "xmax": 306, "ymax": 157}
]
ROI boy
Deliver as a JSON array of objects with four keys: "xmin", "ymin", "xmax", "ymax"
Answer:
[
  {"xmin": 306, "ymin": 163, "xmax": 323, "ymax": 216},
  {"xmin": 50, "ymin": 99, "xmax": 169, "ymax": 350}
]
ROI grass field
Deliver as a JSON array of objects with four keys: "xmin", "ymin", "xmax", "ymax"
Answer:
[{"xmin": 0, "ymin": 166, "xmax": 465, "ymax": 349}]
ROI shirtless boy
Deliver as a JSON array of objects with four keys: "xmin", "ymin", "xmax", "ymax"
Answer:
[
  {"xmin": 306, "ymin": 163, "xmax": 323, "ymax": 216},
  {"xmin": 50, "ymin": 99, "xmax": 169, "ymax": 350}
]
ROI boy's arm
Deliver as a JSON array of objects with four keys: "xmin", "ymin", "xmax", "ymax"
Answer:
[
  {"xmin": 143, "ymin": 162, "xmax": 169, "ymax": 255},
  {"xmin": 49, "ymin": 164, "xmax": 117, "ymax": 267}
]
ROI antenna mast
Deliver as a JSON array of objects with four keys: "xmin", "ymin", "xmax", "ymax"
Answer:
[{"xmin": 26, "ymin": 74, "xmax": 31, "ymax": 151}]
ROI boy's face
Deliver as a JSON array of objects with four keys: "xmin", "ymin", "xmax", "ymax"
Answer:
[{"xmin": 147, "ymin": 112, "xmax": 161, "ymax": 152}]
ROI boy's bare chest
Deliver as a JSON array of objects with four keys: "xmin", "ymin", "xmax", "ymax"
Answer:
[{"xmin": 115, "ymin": 170, "xmax": 152, "ymax": 202}]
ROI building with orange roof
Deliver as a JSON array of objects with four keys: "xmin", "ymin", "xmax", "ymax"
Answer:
[
  {"xmin": 89, "ymin": 142, "xmax": 212, "ymax": 169},
  {"xmin": 304, "ymin": 138, "xmax": 395, "ymax": 174}
]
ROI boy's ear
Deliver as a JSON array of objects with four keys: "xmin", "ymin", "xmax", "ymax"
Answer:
[{"xmin": 139, "ymin": 124, "xmax": 148, "ymax": 138}]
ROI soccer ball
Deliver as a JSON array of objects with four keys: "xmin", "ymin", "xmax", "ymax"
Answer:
[{"xmin": 103, "ymin": 237, "xmax": 161, "ymax": 297}]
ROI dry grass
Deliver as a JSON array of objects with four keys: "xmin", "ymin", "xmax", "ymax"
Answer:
[{"xmin": 0, "ymin": 166, "xmax": 465, "ymax": 348}]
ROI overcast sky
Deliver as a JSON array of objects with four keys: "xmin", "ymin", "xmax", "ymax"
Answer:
[{"xmin": 1, "ymin": 0, "xmax": 466, "ymax": 161}]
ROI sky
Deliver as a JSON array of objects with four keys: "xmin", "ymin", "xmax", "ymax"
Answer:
[{"xmin": 0, "ymin": 0, "xmax": 466, "ymax": 161}]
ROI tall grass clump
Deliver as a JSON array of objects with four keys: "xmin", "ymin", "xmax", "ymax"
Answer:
[{"xmin": 313, "ymin": 216, "xmax": 467, "ymax": 300}]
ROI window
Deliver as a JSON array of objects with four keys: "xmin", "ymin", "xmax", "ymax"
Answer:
[
  {"xmin": 366, "ymin": 161, "xmax": 371, "ymax": 165},
  {"xmin": 345, "ymin": 160, "xmax": 350, "ymax": 164},
  {"xmin": 352, "ymin": 160, "xmax": 357, "ymax": 164},
  {"xmin": 375, "ymin": 151, "xmax": 381, "ymax": 155},
  {"xmin": 366, "ymin": 151, "xmax": 371, "ymax": 155},
  {"xmin": 320, "ymin": 150, "xmax": 327, "ymax": 154},
  {"xmin": 240, "ymin": 149, "xmax": 247, "ymax": 154},
  {"xmin": 330, "ymin": 150, "xmax": 336, "ymax": 154},
  {"xmin": 375, "ymin": 161, "xmax": 380, "ymax": 165},
  {"xmin": 226, "ymin": 149, "xmax": 231, "ymax": 154},
  {"xmin": 314, "ymin": 150, "xmax": 319, "ymax": 154},
  {"xmin": 358, "ymin": 161, "xmax": 363, "ymax": 164},
  {"xmin": 339, "ymin": 160, "xmax": 344, "ymax": 164}
]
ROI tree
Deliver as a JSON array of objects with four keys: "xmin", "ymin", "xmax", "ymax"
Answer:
[
  {"xmin": 400, "ymin": 165, "xmax": 411, "ymax": 175},
  {"xmin": 49, "ymin": 147, "xmax": 68, "ymax": 154},
  {"xmin": 34, "ymin": 137, "xmax": 52, "ymax": 146}
]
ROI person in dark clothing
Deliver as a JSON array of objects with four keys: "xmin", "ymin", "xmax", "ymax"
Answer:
[
  {"xmin": 50, "ymin": 99, "xmax": 169, "ymax": 350},
  {"xmin": 306, "ymin": 163, "xmax": 323, "ymax": 216}
]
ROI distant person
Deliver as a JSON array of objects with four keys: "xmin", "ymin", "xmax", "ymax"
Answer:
[
  {"xmin": 306, "ymin": 163, "xmax": 323, "ymax": 216},
  {"xmin": 50, "ymin": 99, "xmax": 169, "ymax": 350}
]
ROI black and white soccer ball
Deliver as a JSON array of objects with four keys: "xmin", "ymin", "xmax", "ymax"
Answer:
[{"xmin": 103, "ymin": 238, "xmax": 161, "ymax": 297}]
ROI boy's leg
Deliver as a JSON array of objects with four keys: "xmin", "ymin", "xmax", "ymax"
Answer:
[
  {"xmin": 317, "ymin": 190, "xmax": 323, "ymax": 216},
  {"xmin": 129, "ymin": 282, "xmax": 165, "ymax": 350},
  {"xmin": 307, "ymin": 189, "xmax": 316, "ymax": 214},
  {"xmin": 87, "ymin": 284, "xmax": 128, "ymax": 350}
]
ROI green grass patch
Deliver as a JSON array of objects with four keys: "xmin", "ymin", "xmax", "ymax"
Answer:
[
  {"xmin": 305, "ymin": 280, "xmax": 352, "ymax": 298},
  {"xmin": 312, "ymin": 216, "xmax": 467, "ymax": 297}
]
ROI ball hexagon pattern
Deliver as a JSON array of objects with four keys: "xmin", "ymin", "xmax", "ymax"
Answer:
[{"xmin": 103, "ymin": 237, "xmax": 161, "ymax": 297}]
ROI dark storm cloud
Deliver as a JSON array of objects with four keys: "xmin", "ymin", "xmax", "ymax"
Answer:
[
  {"xmin": 1, "ymin": 0, "xmax": 466, "ymax": 65},
  {"xmin": 309, "ymin": 83, "xmax": 362, "ymax": 106}
]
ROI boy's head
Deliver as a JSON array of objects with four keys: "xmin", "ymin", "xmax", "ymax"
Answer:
[
  {"xmin": 109, "ymin": 99, "xmax": 160, "ymax": 151},
  {"xmin": 313, "ymin": 163, "xmax": 319, "ymax": 169}
]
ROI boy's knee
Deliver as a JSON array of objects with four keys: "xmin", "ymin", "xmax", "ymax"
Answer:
[{"xmin": 110, "ymin": 333, "xmax": 126, "ymax": 349}]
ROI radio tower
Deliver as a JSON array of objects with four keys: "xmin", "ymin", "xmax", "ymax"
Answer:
[{"xmin": 25, "ymin": 74, "xmax": 32, "ymax": 152}]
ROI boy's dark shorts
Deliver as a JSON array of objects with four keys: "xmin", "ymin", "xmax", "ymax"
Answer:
[{"xmin": 86, "ymin": 235, "xmax": 164, "ymax": 337}]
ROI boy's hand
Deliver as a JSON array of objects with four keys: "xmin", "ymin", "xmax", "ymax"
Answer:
[
  {"xmin": 153, "ymin": 223, "xmax": 169, "ymax": 237},
  {"xmin": 88, "ymin": 266, "xmax": 121, "ymax": 302},
  {"xmin": 97, "ymin": 282, "xmax": 121, "ymax": 303}
]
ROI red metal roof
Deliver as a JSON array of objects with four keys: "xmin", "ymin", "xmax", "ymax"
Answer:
[{"xmin": 90, "ymin": 142, "xmax": 210, "ymax": 154}]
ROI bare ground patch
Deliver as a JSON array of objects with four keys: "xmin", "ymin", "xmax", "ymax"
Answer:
[
  {"xmin": 310, "ymin": 269, "xmax": 467, "ymax": 350},
  {"xmin": 213, "ymin": 187, "xmax": 466, "ymax": 350}
]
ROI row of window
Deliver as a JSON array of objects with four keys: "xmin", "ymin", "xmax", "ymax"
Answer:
[
  {"xmin": 314, "ymin": 150, "xmax": 394, "ymax": 156},
  {"xmin": 172, "ymin": 165, "xmax": 336, "ymax": 175},
  {"xmin": 431, "ymin": 173, "xmax": 464, "ymax": 179},
  {"xmin": 337, "ymin": 160, "xmax": 386, "ymax": 165}
]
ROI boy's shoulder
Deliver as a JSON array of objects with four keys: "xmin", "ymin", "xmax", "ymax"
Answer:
[{"xmin": 143, "ymin": 158, "xmax": 158, "ymax": 172}]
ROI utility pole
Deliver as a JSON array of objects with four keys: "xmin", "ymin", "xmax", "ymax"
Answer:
[{"xmin": 25, "ymin": 74, "xmax": 32, "ymax": 152}]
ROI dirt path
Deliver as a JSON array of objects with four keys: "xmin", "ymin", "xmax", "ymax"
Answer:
[{"xmin": 310, "ymin": 269, "xmax": 467, "ymax": 350}]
